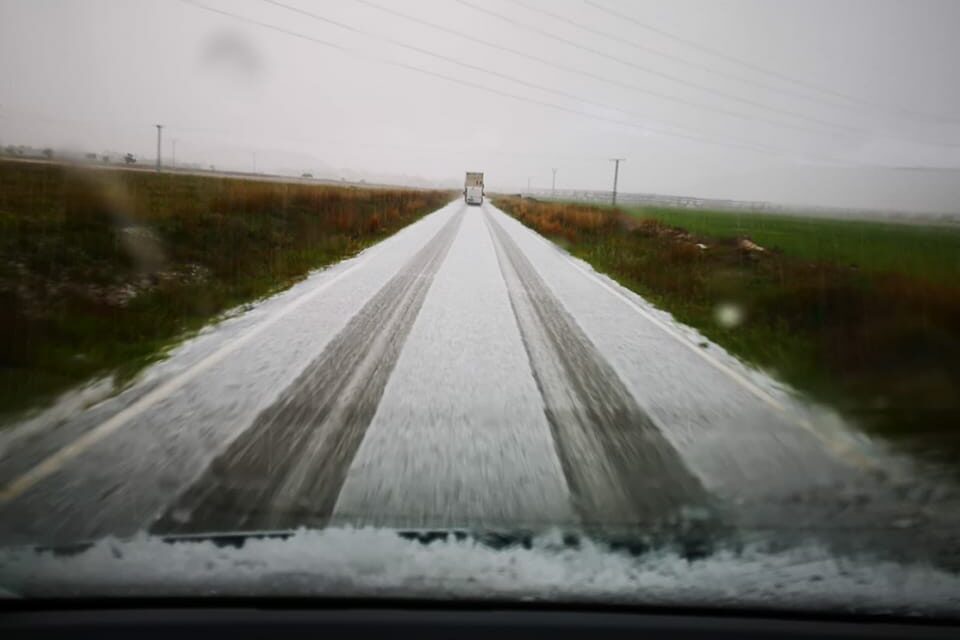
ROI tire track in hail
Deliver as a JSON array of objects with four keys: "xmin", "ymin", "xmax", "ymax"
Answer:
[
  {"xmin": 483, "ymin": 208, "xmax": 711, "ymax": 531},
  {"xmin": 153, "ymin": 207, "xmax": 466, "ymax": 534}
]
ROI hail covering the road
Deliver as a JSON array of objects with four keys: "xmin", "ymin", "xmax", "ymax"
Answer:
[
  {"xmin": 331, "ymin": 209, "xmax": 575, "ymax": 529},
  {"xmin": 1, "ymin": 200, "xmax": 958, "ymax": 572}
]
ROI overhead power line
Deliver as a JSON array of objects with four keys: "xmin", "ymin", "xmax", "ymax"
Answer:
[
  {"xmin": 526, "ymin": 0, "xmax": 960, "ymax": 149},
  {"xmin": 510, "ymin": 0, "xmax": 843, "ymax": 112},
  {"xmin": 583, "ymin": 0, "xmax": 960, "ymax": 126},
  {"xmin": 272, "ymin": 0, "xmax": 833, "ymax": 141},
  {"xmin": 180, "ymin": 0, "xmax": 848, "ymax": 164},
  {"xmin": 347, "ymin": 1, "xmax": 846, "ymax": 144},
  {"xmin": 264, "ymin": 0, "xmax": 701, "ymax": 136},
  {"xmin": 352, "ymin": 0, "xmax": 958, "ymax": 151},
  {"xmin": 455, "ymin": 0, "xmax": 862, "ymax": 135}
]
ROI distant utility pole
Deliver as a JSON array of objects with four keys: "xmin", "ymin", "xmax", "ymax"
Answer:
[
  {"xmin": 155, "ymin": 124, "xmax": 163, "ymax": 172},
  {"xmin": 551, "ymin": 168, "xmax": 557, "ymax": 198},
  {"xmin": 609, "ymin": 158, "xmax": 625, "ymax": 206}
]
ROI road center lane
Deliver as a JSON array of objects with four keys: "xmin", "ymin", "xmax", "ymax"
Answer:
[{"xmin": 331, "ymin": 207, "xmax": 576, "ymax": 530}]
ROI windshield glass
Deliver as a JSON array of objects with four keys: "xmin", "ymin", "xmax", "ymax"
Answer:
[{"xmin": 2, "ymin": 0, "xmax": 960, "ymax": 618}]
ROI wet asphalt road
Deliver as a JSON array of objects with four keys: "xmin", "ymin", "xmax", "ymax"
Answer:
[{"xmin": 0, "ymin": 201, "xmax": 955, "ymax": 557}]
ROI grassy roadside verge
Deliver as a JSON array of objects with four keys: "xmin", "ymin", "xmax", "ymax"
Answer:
[
  {"xmin": 624, "ymin": 205, "xmax": 960, "ymax": 284},
  {"xmin": 494, "ymin": 196, "xmax": 960, "ymax": 463},
  {"xmin": 0, "ymin": 160, "xmax": 451, "ymax": 420}
]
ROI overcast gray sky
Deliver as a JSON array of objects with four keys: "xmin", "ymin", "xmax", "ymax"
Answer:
[{"xmin": 2, "ymin": 0, "xmax": 960, "ymax": 211}]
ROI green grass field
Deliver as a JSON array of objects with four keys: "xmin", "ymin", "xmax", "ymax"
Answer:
[
  {"xmin": 626, "ymin": 206, "xmax": 960, "ymax": 284},
  {"xmin": 0, "ymin": 160, "xmax": 451, "ymax": 420}
]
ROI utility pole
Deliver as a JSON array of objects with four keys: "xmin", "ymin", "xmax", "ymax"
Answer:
[
  {"xmin": 609, "ymin": 158, "xmax": 625, "ymax": 206},
  {"xmin": 155, "ymin": 124, "xmax": 163, "ymax": 172},
  {"xmin": 551, "ymin": 168, "xmax": 557, "ymax": 198}
]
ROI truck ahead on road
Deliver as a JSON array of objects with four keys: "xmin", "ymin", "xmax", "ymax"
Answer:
[{"xmin": 464, "ymin": 171, "xmax": 484, "ymax": 206}]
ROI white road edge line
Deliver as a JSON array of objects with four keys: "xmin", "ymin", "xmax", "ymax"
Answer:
[
  {"xmin": 487, "ymin": 204, "xmax": 875, "ymax": 470},
  {"xmin": 0, "ymin": 261, "xmax": 364, "ymax": 505}
]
